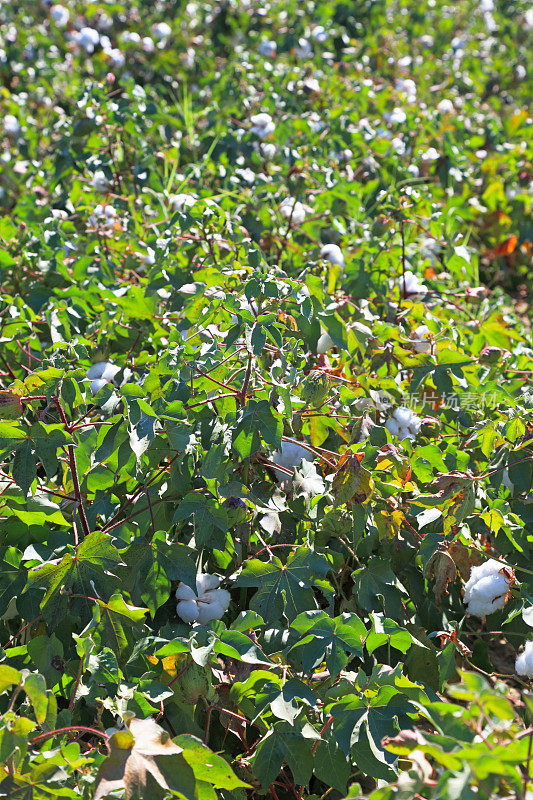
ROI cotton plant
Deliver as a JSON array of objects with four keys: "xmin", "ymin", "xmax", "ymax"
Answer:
[
  {"xmin": 175, "ymin": 574, "xmax": 231, "ymax": 624},
  {"xmin": 385, "ymin": 406, "xmax": 422, "ymax": 441},
  {"xmin": 463, "ymin": 559, "xmax": 514, "ymax": 618}
]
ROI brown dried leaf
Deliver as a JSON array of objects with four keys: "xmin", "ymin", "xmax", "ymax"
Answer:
[
  {"xmin": 425, "ymin": 547, "xmax": 457, "ymax": 605},
  {"xmin": 94, "ymin": 717, "xmax": 196, "ymax": 800}
]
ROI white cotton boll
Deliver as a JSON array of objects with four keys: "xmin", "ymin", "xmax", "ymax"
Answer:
[
  {"xmin": 196, "ymin": 574, "xmax": 221, "ymax": 594},
  {"xmin": 250, "ymin": 112, "xmax": 275, "ymax": 138},
  {"xmin": 420, "ymin": 34, "xmax": 434, "ymax": 47},
  {"xmin": 197, "ymin": 588, "xmax": 231, "ymax": 624},
  {"xmin": 464, "ymin": 560, "xmax": 511, "ymax": 617},
  {"xmin": 91, "ymin": 170, "xmax": 111, "ymax": 192},
  {"xmin": 177, "ymin": 599, "xmax": 200, "ymax": 623},
  {"xmin": 4, "ymin": 115, "xmax": 20, "ymax": 136},
  {"xmin": 50, "ymin": 4, "xmax": 69, "ymax": 26},
  {"xmin": 465, "ymin": 574, "xmax": 509, "ymax": 617},
  {"xmin": 400, "ymin": 270, "xmax": 427, "ymax": 298},
  {"xmin": 526, "ymin": 8, "xmax": 533, "ymax": 27},
  {"xmin": 107, "ymin": 49, "xmax": 125, "ymax": 68},
  {"xmin": 385, "ymin": 418, "xmax": 400, "ymax": 437},
  {"xmin": 320, "ymin": 244, "xmax": 344, "ymax": 267},
  {"xmin": 437, "ymin": 98, "xmax": 454, "ymax": 114},
  {"xmin": 317, "ymin": 331, "xmax": 334, "ymax": 354},
  {"xmin": 259, "ymin": 142, "xmax": 276, "ymax": 159},
  {"xmin": 273, "ymin": 441, "xmax": 312, "ymax": 480},
  {"xmin": 397, "ymin": 426, "xmax": 414, "ymax": 440},
  {"xmin": 142, "ymin": 37, "xmax": 155, "ymax": 53},
  {"xmin": 153, "ymin": 22, "xmax": 172, "ymax": 40},
  {"xmin": 516, "ymin": 641, "xmax": 533, "ymax": 677},
  {"xmin": 170, "ymin": 193, "xmax": 196, "ymax": 212},
  {"xmin": 279, "ymin": 198, "xmax": 308, "ymax": 225},
  {"xmin": 391, "ymin": 137, "xmax": 406, "ymax": 155},
  {"xmin": 295, "ymin": 37, "xmax": 312, "ymax": 59},
  {"xmin": 86, "ymin": 362, "xmax": 117, "ymax": 381},
  {"xmin": 175, "ymin": 583, "xmax": 197, "ymax": 601},
  {"xmin": 407, "ymin": 164, "xmax": 419, "ymax": 177},
  {"xmin": 258, "ymin": 39, "xmax": 277, "ymax": 57},
  {"xmin": 90, "ymin": 378, "xmax": 109, "ymax": 395},
  {"xmin": 393, "ymin": 406, "xmax": 413, "ymax": 427},
  {"xmin": 385, "ymin": 107, "xmax": 407, "ymax": 125},
  {"xmin": 411, "ymin": 324, "xmax": 431, "ymax": 353},
  {"xmin": 78, "ymin": 27, "xmax": 100, "ymax": 52},
  {"xmin": 409, "ymin": 415, "xmax": 422, "ymax": 435},
  {"xmin": 311, "ymin": 25, "xmax": 328, "ymax": 42},
  {"xmin": 421, "ymin": 147, "xmax": 440, "ymax": 162}
]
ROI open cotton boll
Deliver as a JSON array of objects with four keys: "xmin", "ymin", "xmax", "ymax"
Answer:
[
  {"xmin": 258, "ymin": 40, "xmax": 277, "ymax": 57},
  {"xmin": 437, "ymin": 98, "xmax": 454, "ymax": 114},
  {"xmin": 89, "ymin": 378, "xmax": 109, "ymax": 395},
  {"xmin": 175, "ymin": 574, "xmax": 230, "ymax": 624},
  {"xmin": 320, "ymin": 244, "xmax": 344, "ymax": 267},
  {"xmin": 176, "ymin": 599, "xmax": 200, "ymax": 623},
  {"xmin": 91, "ymin": 170, "xmax": 112, "ymax": 192},
  {"xmin": 4, "ymin": 115, "xmax": 20, "ymax": 136},
  {"xmin": 50, "ymin": 3, "xmax": 69, "ymax": 26},
  {"xmin": 170, "ymin": 193, "xmax": 196, "ymax": 212},
  {"xmin": 385, "ymin": 418, "xmax": 400, "ymax": 437},
  {"xmin": 317, "ymin": 331, "xmax": 334, "ymax": 354},
  {"xmin": 385, "ymin": 107, "xmax": 407, "ymax": 125},
  {"xmin": 272, "ymin": 441, "xmax": 312, "ymax": 481},
  {"xmin": 86, "ymin": 362, "xmax": 120, "ymax": 382},
  {"xmin": 516, "ymin": 641, "xmax": 533, "ymax": 678},
  {"xmin": 463, "ymin": 559, "xmax": 512, "ymax": 617},
  {"xmin": 196, "ymin": 574, "xmax": 221, "ymax": 594},
  {"xmin": 197, "ymin": 588, "xmax": 231, "ymax": 624},
  {"xmin": 279, "ymin": 198, "xmax": 309, "ymax": 225},
  {"xmin": 399, "ymin": 270, "xmax": 427, "ymax": 299},
  {"xmin": 393, "ymin": 406, "xmax": 413, "ymax": 427},
  {"xmin": 153, "ymin": 22, "xmax": 172, "ymax": 40},
  {"xmin": 411, "ymin": 324, "xmax": 431, "ymax": 353},
  {"xmin": 250, "ymin": 113, "xmax": 275, "ymax": 138}
]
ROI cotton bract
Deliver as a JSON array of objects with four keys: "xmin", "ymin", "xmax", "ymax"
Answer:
[
  {"xmin": 515, "ymin": 641, "xmax": 533, "ymax": 678},
  {"xmin": 175, "ymin": 574, "xmax": 230, "ymax": 624},
  {"xmin": 463, "ymin": 559, "xmax": 512, "ymax": 617}
]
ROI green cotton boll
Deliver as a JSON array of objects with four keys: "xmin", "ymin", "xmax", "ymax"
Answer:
[{"xmin": 300, "ymin": 371, "xmax": 329, "ymax": 407}]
